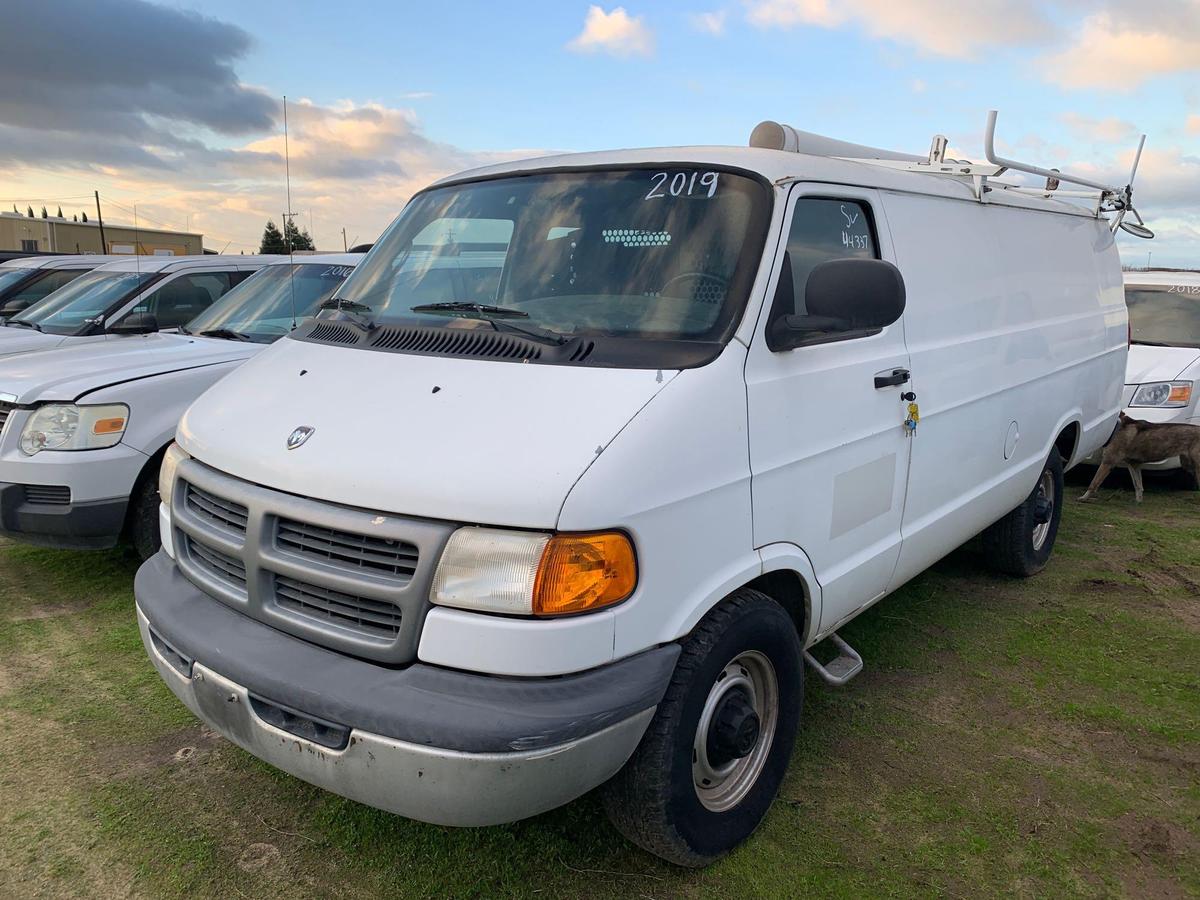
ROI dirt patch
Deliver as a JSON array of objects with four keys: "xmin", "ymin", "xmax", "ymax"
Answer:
[
  {"xmin": 3, "ymin": 601, "xmax": 90, "ymax": 623},
  {"xmin": 1116, "ymin": 813, "xmax": 1200, "ymax": 863},
  {"xmin": 236, "ymin": 842, "xmax": 281, "ymax": 873},
  {"xmin": 91, "ymin": 724, "xmax": 226, "ymax": 779}
]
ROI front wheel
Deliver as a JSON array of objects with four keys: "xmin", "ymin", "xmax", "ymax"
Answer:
[
  {"xmin": 601, "ymin": 589, "xmax": 803, "ymax": 867},
  {"xmin": 127, "ymin": 474, "xmax": 162, "ymax": 561},
  {"xmin": 981, "ymin": 449, "xmax": 1064, "ymax": 576}
]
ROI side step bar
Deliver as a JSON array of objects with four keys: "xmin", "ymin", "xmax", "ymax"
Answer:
[{"xmin": 803, "ymin": 634, "xmax": 863, "ymax": 686}]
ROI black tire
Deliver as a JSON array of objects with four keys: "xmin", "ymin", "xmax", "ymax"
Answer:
[
  {"xmin": 127, "ymin": 471, "xmax": 162, "ymax": 561},
  {"xmin": 601, "ymin": 589, "xmax": 803, "ymax": 867},
  {"xmin": 981, "ymin": 449, "xmax": 1064, "ymax": 577}
]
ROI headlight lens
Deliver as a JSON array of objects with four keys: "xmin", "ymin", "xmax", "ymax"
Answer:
[
  {"xmin": 1129, "ymin": 381, "xmax": 1192, "ymax": 408},
  {"xmin": 431, "ymin": 527, "xmax": 637, "ymax": 617},
  {"xmin": 158, "ymin": 442, "xmax": 189, "ymax": 509},
  {"xmin": 19, "ymin": 403, "xmax": 129, "ymax": 455}
]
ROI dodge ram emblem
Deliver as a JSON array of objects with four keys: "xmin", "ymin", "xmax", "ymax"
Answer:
[{"xmin": 287, "ymin": 426, "xmax": 315, "ymax": 450}]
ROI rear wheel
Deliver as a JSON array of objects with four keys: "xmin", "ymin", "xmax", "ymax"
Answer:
[
  {"xmin": 981, "ymin": 449, "xmax": 1064, "ymax": 576},
  {"xmin": 601, "ymin": 589, "xmax": 803, "ymax": 867}
]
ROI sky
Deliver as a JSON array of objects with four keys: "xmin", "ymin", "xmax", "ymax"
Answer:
[{"xmin": 2, "ymin": 0, "xmax": 1198, "ymax": 265}]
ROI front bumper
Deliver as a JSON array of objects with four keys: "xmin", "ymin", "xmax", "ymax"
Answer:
[
  {"xmin": 135, "ymin": 552, "xmax": 677, "ymax": 826},
  {"xmin": 0, "ymin": 481, "xmax": 128, "ymax": 549}
]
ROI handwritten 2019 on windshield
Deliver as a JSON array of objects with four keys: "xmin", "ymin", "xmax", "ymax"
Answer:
[{"xmin": 645, "ymin": 171, "xmax": 719, "ymax": 200}]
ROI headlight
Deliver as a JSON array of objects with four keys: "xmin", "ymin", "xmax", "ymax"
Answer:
[
  {"xmin": 431, "ymin": 527, "xmax": 637, "ymax": 617},
  {"xmin": 1129, "ymin": 381, "xmax": 1192, "ymax": 408},
  {"xmin": 19, "ymin": 403, "xmax": 129, "ymax": 455},
  {"xmin": 158, "ymin": 442, "xmax": 189, "ymax": 509}
]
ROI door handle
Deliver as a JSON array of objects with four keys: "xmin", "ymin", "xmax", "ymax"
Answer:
[{"xmin": 874, "ymin": 368, "xmax": 910, "ymax": 389}]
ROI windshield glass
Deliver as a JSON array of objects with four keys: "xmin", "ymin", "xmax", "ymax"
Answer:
[
  {"xmin": 186, "ymin": 262, "xmax": 357, "ymax": 342},
  {"xmin": 0, "ymin": 267, "xmax": 35, "ymax": 298},
  {"xmin": 12, "ymin": 270, "xmax": 159, "ymax": 335},
  {"xmin": 335, "ymin": 168, "xmax": 770, "ymax": 364},
  {"xmin": 1126, "ymin": 287, "xmax": 1200, "ymax": 349}
]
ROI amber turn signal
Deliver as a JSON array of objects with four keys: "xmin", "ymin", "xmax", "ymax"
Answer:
[
  {"xmin": 532, "ymin": 531, "xmax": 637, "ymax": 616},
  {"xmin": 1168, "ymin": 384, "xmax": 1192, "ymax": 404},
  {"xmin": 92, "ymin": 417, "xmax": 127, "ymax": 435}
]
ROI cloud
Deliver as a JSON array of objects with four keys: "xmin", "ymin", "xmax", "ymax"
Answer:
[
  {"xmin": 1060, "ymin": 112, "xmax": 1138, "ymax": 144},
  {"xmin": 1040, "ymin": 11, "xmax": 1200, "ymax": 89},
  {"xmin": 689, "ymin": 10, "xmax": 728, "ymax": 35},
  {"xmin": 1189, "ymin": 115, "xmax": 1200, "ymax": 135},
  {"xmin": 744, "ymin": 0, "xmax": 1051, "ymax": 58},
  {"xmin": 0, "ymin": 0, "xmax": 276, "ymax": 138},
  {"xmin": 0, "ymin": 3, "xmax": 537, "ymax": 253},
  {"xmin": 567, "ymin": 6, "xmax": 655, "ymax": 57}
]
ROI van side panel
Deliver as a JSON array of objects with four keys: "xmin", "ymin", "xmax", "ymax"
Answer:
[{"xmin": 884, "ymin": 194, "xmax": 1126, "ymax": 590}]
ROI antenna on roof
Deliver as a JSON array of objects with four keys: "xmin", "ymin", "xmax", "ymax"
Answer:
[{"xmin": 282, "ymin": 95, "xmax": 298, "ymax": 330}]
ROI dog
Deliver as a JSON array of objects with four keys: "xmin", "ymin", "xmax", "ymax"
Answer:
[{"xmin": 1080, "ymin": 413, "xmax": 1200, "ymax": 502}]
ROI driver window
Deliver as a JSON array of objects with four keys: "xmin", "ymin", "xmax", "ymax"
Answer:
[
  {"xmin": 130, "ymin": 272, "xmax": 233, "ymax": 328},
  {"xmin": 772, "ymin": 198, "xmax": 878, "ymax": 320}
]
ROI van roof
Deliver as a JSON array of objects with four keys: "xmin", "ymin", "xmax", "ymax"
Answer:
[
  {"xmin": 1124, "ymin": 270, "xmax": 1200, "ymax": 288},
  {"xmin": 433, "ymin": 145, "xmax": 1101, "ymax": 219},
  {"xmin": 91, "ymin": 254, "xmax": 283, "ymax": 273},
  {"xmin": 0, "ymin": 254, "xmax": 124, "ymax": 271}
]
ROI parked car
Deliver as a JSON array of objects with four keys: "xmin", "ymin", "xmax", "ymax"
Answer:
[
  {"xmin": 0, "ymin": 255, "xmax": 120, "ymax": 319},
  {"xmin": 0, "ymin": 254, "xmax": 360, "ymax": 558},
  {"xmin": 0, "ymin": 255, "xmax": 277, "ymax": 359},
  {"xmin": 135, "ymin": 125, "xmax": 1128, "ymax": 865},
  {"xmin": 1115, "ymin": 270, "xmax": 1200, "ymax": 469}
]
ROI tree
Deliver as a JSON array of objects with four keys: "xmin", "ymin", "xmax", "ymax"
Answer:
[
  {"xmin": 56, "ymin": 206, "xmax": 64, "ymax": 218},
  {"xmin": 40, "ymin": 206, "xmax": 48, "ymax": 219},
  {"xmin": 11, "ymin": 204, "xmax": 17, "ymax": 214},
  {"xmin": 73, "ymin": 214, "xmax": 78, "ymax": 222},
  {"xmin": 283, "ymin": 217, "xmax": 314, "ymax": 251},
  {"xmin": 258, "ymin": 219, "xmax": 287, "ymax": 254},
  {"xmin": 26, "ymin": 206, "xmax": 34, "ymax": 218},
  {"xmin": 81, "ymin": 211, "xmax": 88, "ymax": 222}
]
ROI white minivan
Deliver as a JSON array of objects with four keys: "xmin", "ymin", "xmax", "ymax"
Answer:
[
  {"xmin": 0, "ymin": 255, "xmax": 276, "ymax": 358},
  {"xmin": 0, "ymin": 255, "xmax": 120, "ymax": 318},
  {"xmin": 1118, "ymin": 270, "xmax": 1200, "ymax": 470},
  {"xmin": 0, "ymin": 254, "xmax": 360, "ymax": 558},
  {"xmin": 136, "ymin": 120, "xmax": 1130, "ymax": 865}
]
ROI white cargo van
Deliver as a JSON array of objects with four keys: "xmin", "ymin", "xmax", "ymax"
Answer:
[
  {"xmin": 0, "ymin": 255, "xmax": 359, "ymax": 558},
  {"xmin": 0, "ymin": 255, "xmax": 119, "ymax": 317},
  {"xmin": 0, "ymin": 255, "xmax": 275, "ymax": 358},
  {"xmin": 136, "ymin": 115, "xmax": 1135, "ymax": 865}
]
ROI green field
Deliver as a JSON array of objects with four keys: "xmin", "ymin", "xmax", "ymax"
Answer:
[{"xmin": 1, "ymin": 473, "xmax": 1197, "ymax": 898}]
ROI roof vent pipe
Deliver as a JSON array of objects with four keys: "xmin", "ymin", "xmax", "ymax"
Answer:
[{"xmin": 749, "ymin": 120, "xmax": 926, "ymax": 163}]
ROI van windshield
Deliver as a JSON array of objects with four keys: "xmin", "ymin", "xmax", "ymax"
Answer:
[
  {"xmin": 11, "ymin": 270, "xmax": 159, "ymax": 336},
  {"xmin": 1126, "ymin": 287, "xmax": 1200, "ymax": 349},
  {"xmin": 185, "ymin": 262, "xmax": 356, "ymax": 343},
  {"xmin": 332, "ymin": 168, "xmax": 770, "ymax": 366}
]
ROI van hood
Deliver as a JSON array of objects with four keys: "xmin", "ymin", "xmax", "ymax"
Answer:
[
  {"xmin": 0, "ymin": 328, "xmax": 63, "ymax": 359},
  {"xmin": 1126, "ymin": 344, "xmax": 1200, "ymax": 384},
  {"xmin": 0, "ymin": 333, "xmax": 259, "ymax": 404},
  {"xmin": 179, "ymin": 338, "xmax": 678, "ymax": 528}
]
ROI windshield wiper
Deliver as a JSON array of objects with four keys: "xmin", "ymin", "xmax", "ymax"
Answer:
[
  {"xmin": 485, "ymin": 317, "xmax": 570, "ymax": 346},
  {"xmin": 198, "ymin": 328, "xmax": 251, "ymax": 342},
  {"xmin": 319, "ymin": 298, "xmax": 372, "ymax": 313},
  {"xmin": 7, "ymin": 319, "xmax": 41, "ymax": 332},
  {"xmin": 410, "ymin": 301, "xmax": 530, "ymax": 319}
]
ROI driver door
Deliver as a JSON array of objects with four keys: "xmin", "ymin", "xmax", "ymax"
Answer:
[{"xmin": 745, "ymin": 185, "xmax": 913, "ymax": 635}]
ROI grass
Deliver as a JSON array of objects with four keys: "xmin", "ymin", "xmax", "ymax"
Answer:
[{"xmin": 0, "ymin": 470, "xmax": 1196, "ymax": 898}]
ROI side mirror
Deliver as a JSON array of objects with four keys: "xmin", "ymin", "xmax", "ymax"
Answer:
[
  {"xmin": 0, "ymin": 301, "xmax": 31, "ymax": 318},
  {"xmin": 768, "ymin": 259, "xmax": 906, "ymax": 351},
  {"xmin": 108, "ymin": 312, "xmax": 159, "ymax": 335}
]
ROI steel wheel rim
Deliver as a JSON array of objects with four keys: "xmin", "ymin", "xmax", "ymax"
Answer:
[
  {"xmin": 692, "ymin": 650, "xmax": 779, "ymax": 813},
  {"xmin": 1032, "ymin": 469, "xmax": 1055, "ymax": 550}
]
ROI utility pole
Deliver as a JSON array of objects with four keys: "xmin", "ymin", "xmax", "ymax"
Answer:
[
  {"xmin": 342, "ymin": 227, "xmax": 348, "ymax": 252},
  {"xmin": 94, "ymin": 191, "xmax": 107, "ymax": 253}
]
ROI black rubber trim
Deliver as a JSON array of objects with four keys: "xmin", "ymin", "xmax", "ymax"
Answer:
[
  {"xmin": 136, "ymin": 551, "xmax": 679, "ymax": 753},
  {"xmin": 0, "ymin": 482, "xmax": 128, "ymax": 549}
]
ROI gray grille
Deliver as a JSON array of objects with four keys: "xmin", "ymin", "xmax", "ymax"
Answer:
[
  {"xmin": 277, "ymin": 518, "xmax": 418, "ymax": 580},
  {"xmin": 0, "ymin": 402, "xmax": 13, "ymax": 435},
  {"xmin": 275, "ymin": 576, "xmax": 402, "ymax": 637},
  {"xmin": 23, "ymin": 484, "xmax": 71, "ymax": 506},
  {"xmin": 188, "ymin": 538, "xmax": 247, "ymax": 589},
  {"xmin": 170, "ymin": 458, "xmax": 452, "ymax": 664},
  {"xmin": 185, "ymin": 482, "xmax": 248, "ymax": 534}
]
